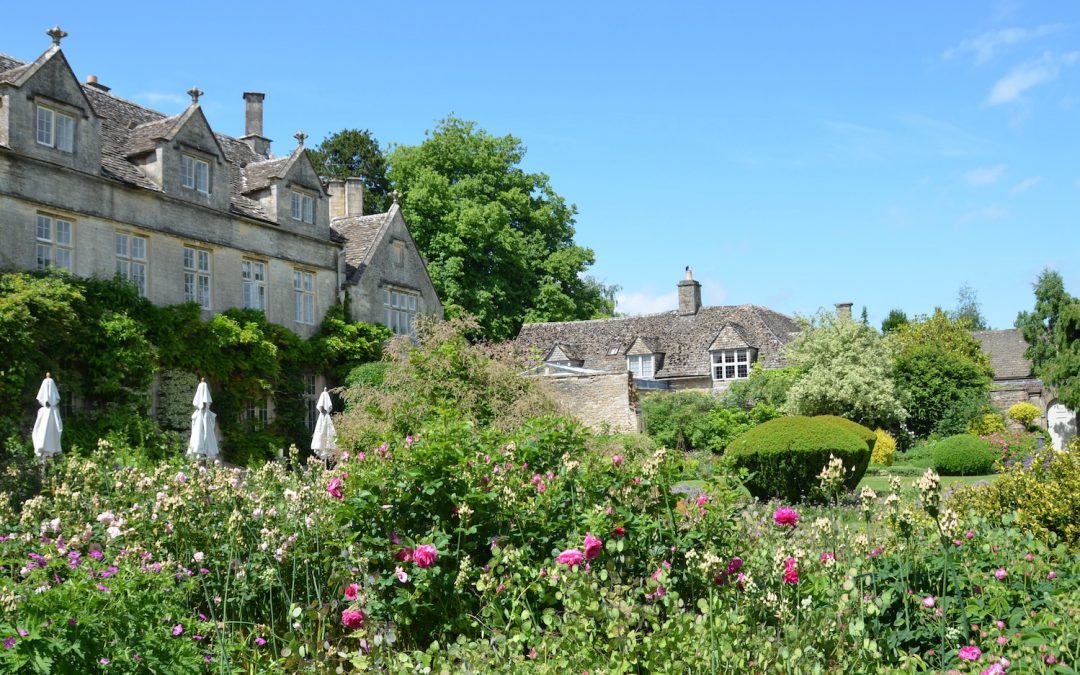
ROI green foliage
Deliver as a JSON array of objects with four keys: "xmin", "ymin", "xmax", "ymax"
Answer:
[
  {"xmin": 308, "ymin": 128, "xmax": 392, "ymax": 213},
  {"xmin": 814, "ymin": 415, "xmax": 877, "ymax": 452},
  {"xmin": 967, "ymin": 411, "xmax": 1006, "ymax": 436},
  {"xmin": 890, "ymin": 308, "xmax": 993, "ymax": 369},
  {"xmin": 931, "ymin": 434, "xmax": 996, "ymax": 476},
  {"xmin": 1007, "ymin": 402, "xmax": 1042, "ymax": 427},
  {"xmin": 310, "ymin": 305, "xmax": 392, "ymax": 382},
  {"xmin": 725, "ymin": 416, "xmax": 871, "ymax": 501},
  {"xmin": 893, "ymin": 343, "xmax": 992, "ymax": 438},
  {"xmin": 952, "ymin": 282, "xmax": 988, "ymax": 330},
  {"xmin": 344, "ymin": 361, "xmax": 389, "ymax": 390},
  {"xmin": 338, "ymin": 318, "xmax": 559, "ymax": 447},
  {"xmin": 880, "ymin": 308, "xmax": 909, "ymax": 334},
  {"xmin": 387, "ymin": 115, "xmax": 616, "ymax": 339},
  {"xmin": 1016, "ymin": 269, "xmax": 1080, "ymax": 411},
  {"xmin": 871, "ymin": 428, "xmax": 897, "ymax": 466},
  {"xmin": 934, "ymin": 389, "xmax": 994, "ymax": 438},
  {"xmin": 721, "ymin": 363, "xmax": 801, "ymax": 411},
  {"xmin": 784, "ymin": 310, "xmax": 907, "ymax": 429},
  {"xmin": 639, "ymin": 391, "xmax": 754, "ymax": 452}
]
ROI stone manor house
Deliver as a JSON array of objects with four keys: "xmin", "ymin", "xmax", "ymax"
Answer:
[{"xmin": 0, "ymin": 29, "xmax": 442, "ymax": 344}]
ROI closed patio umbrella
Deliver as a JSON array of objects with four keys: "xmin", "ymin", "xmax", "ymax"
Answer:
[
  {"xmin": 32, "ymin": 373, "xmax": 63, "ymax": 462},
  {"xmin": 187, "ymin": 378, "xmax": 219, "ymax": 460},
  {"xmin": 311, "ymin": 387, "xmax": 337, "ymax": 460}
]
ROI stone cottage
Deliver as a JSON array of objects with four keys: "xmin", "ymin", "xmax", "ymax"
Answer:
[{"xmin": 973, "ymin": 328, "xmax": 1077, "ymax": 450}]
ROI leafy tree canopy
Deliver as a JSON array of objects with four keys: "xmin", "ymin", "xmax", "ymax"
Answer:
[
  {"xmin": 1017, "ymin": 269, "xmax": 1080, "ymax": 410},
  {"xmin": 952, "ymin": 282, "xmax": 988, "ymax": 331},
  {"xmin": 309, "ymin": 129, "xmax": 392, "ymax": 214},
  {"xmin": 881, "ymin": 308, "xmax": 909, "ymax": 334},
  {"xmin": 888, "ymin": 308, "xmax": 992, "ymax": 373},
  {"xmin": 784, "ymin": 311, "xmax": 907, "ymax": 429},
  {"xmin": 387, "ymin": 116, "xmax": 616, "ymax": 340}
]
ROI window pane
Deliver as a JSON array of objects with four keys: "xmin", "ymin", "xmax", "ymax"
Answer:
[
  {"xmin": 304, "ymin": 295, "xmax": 314, "ymax": 324},
  {"xmin": 181, "ymin": 156, "xmax": 194, "ymax": 188},
  {"xmin": 132, "ymin": 237, "xmax": 146, "ymax": 260},
  {"xmin": 37, "ymin": 107, "xmax": 52, "ymax": 145},
  {"xmin": 304, "ymin": 272, "xmax": 313, "ymax": 291},
  {"xmin": 725, "ymin": 365, "xmax": 735, "ymax": 379},
  {"xmin": 117, "ymin": 260, "xmax": 129, "ymax": 277},
  {"xmin": 184, "ymin": 272, "xmax": 195, "ymax": 301},
  {"xmin": 55, "ymin": 221, "xmax": 71, "ymax": 246},
  {"xmin": 37, "ymin": 216, "xmax": 51, "ymax": 242},
  {"xmin": 737, "ymin": 364, "xmax": 748, "ymax": 378},
  {"xmin": 116, "ymin": 233, "xmax": 128, "ymax": 257},
  {"xmin": 56, "ymin": 113, "xmax": 74, "ymax": 152},
  {"xmin": 132, "ymin": 263, "xmax": 146, "ymax": 296},
  {"xmin": 291, "ymin": 192, "xmax": 301, "ymax": 219},
  {"xmin": 303, "ymin": 195, "xmax": 314, "ymax": 223},
  {"xmin": 254, "ymin": 262, "xmax": 264, "ymax": 280},
  {"xmin": 184, "ymin": 247, "xmax": 194, "ymax": 270},
  {"xmin": 197, "ymin": 276, "xmax": 210, "ymax": 308},
  {"xmin": 196, "ymin": 160, "xmax": 209, "ymax": 193},
  {"xmin": 241, "ymin": 260, "xmax": 251, "ymax": 280},
  {"xmin": 55, "ymin": 248, "xmax": 71, "ymax": 271},
  {"xmin": 198, "ymin": 250, "xmax": 209, "ymax": 272},
  {"xmin": 36, "ymin": 245, "xmax": 51, "ymax": 270}
]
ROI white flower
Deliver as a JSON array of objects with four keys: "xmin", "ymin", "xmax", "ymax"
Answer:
[
  {"xmin": 193, "ymin": 551, "xmax": 204, "ymax": 563},
  {"xmin": 96, "ymin": 511, "xmax": 115, "ymax": 525},
  {"xmin": 106, "ymin": 526, "xmax": 122, "ymax": 540}
]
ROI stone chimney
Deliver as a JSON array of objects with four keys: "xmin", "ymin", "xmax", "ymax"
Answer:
[
  {"xmin": 835, "ymin": 302, "xmax": 853, "ymax": 320},
  {"xmin": 677, "ymin": 266, "xmax": 702, "ymax": 316},
  {"xmin": 241, "ymin": 92, "xmax": 271, "ymax": 157},
  {"xmin": 85, "ymin": 74, "xmax": 110, "ymax": 92},
  {"xmin": 327, "ymin": 178, "xmax": 364, "ymax": 220}
]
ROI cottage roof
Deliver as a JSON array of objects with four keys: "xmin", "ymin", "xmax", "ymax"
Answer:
[
  {"xmin": 517, "ymin": 304, "xmax": 800, "ymax": 379},
  {"xmin": 330, "ymin": 211, "xmax": 389, "ymax": 283},
  {"xmin": 0, "ymin": 50, "xmax": 304, "ymax": 227},
  {"xmin": 972, "ymin": 329, "xmax": 1033, "ymax": 380}
]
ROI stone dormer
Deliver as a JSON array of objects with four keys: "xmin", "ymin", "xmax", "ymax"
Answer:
[
  {"xmin": 125, "ymin": 90, "xmax": 231, "ymax": 211},
  {"xmin": 0, "ymin": 30, "xmax": 102, "ymax": 174},
  {"xmin": 708, "ymin": 323, "xmax": 757, "ymax": 384},
  {"xmin": 626, "ymin": 336, "xmax": 663, "ymax": 379},
  {"xmin": 543, "ymin": 343, "xmax": 584, "ymax": 368},
  {"xmin": 241, "ymin": 137, "xmax": 328, "ymax": 234}
]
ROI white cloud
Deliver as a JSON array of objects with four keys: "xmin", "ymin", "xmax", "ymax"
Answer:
[
  {"xmin": 943, "ymin": 24, "xmax": 1062, "ymax": 64},
  {"xmin": 958, "ymin": 203, "xmax": 1009, "ymax": 225},
  {"xmin": 1009, "ymin": 176, "xmax": 1043, "ymax": 195},
  {"xmin": 987, "ymin": 52, "xmax": 1077, "ymax": 106},
  {"xmin": 964, "ymin": 164, "xmax": 1006, "ymax": 185},
  {"xmin": 615, "ymin": 278, "xmax": 725, "ymax": 316}
]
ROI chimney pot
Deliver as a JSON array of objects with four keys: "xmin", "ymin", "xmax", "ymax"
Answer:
[
  {"xmin": 85, "ymin": 74, "xmax": 110, "ymax": 92},
  {"xmin": 344, "ymin": 177, "xmax": 364, "ymax": 217},
  {"xmin": 241, "ymin": 92, "xmax": 271, "ymax": 157}
]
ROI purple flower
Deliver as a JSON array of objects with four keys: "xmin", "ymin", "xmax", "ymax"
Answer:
[
  {"xmin": 97, "ymin": 583, "xmax": 110, "ymax": 592},
  {"xmin": 172, "ymin": 624, "xmax": 184, "ymax": 637},
  {"xmin": 99, "ymin": 658, "xmax": 110, "ymax": 665},
  {"xmin": 255, "ymin": 636, "xmax": 267, "ymax": 646},
  {"xmin": 89, "ymin": 550, "xmax": 104, "ymax": 560},
  {"xmin": 16, "ymin": 630, "xmax": 27, "ymax": 637},
  {"xmin": 3, "ymin": 637, "xmax": 14, "ymax": 649}
]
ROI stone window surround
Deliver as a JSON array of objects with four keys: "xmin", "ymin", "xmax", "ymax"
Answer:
[
  {"xmin": 36, "ymin": 212, "xmax": 74, "ymax": 271},
  {"xmin": 293, "ymin": 268, "xmax": 316, "ymax": 325},
  {"xmin": 35, "ymin": 104, "xmax": 75, "ymax": 152},
  {"xmin": 183, "ymin": 245, "xmax": 212, "ymax": 309},
  {"xmin": 382, "ymin": 286, "xmax": 419, "ymax": 336},
  {"xmin": 627, "ymin": 354, "xmax": 655, "ymax": 380},
  {"xmin": 115, "ymin": 230, "xmax": 148, "ymax": 296},
  {"xmin": 290, "ymin": 189, "xmax": 316, "ymax": 224},
  {"xmin": 181, "ymin": 153, "xmax": 211, "ymax": 194},
  {"xmin": 711, "ymin": 348, "xmax": 755, "ymax": 381},
  {"xmin": 241, "ymin": 258, "xmax": 267, "ymax": 311}
]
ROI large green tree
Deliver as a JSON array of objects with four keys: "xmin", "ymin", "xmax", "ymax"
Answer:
[
  {"xmin": 387, "ymin": 116, "xmax": 616, "ymax": 340},
  {"xmin": 887, "ymin": 309, "xmax": 994, "ymax": 437},
  {"xmin": 308, "ymin": 129, "xmax": 392, "ymax": 214},
  {"xmin": 784, "ymin": 310, "xmax": 907, "ymax": 429},
  {"xmin": 1016, "ymin": 269, "xmax": 1080, "ymax": 410},
  {"xmin": 952, "ymin": 282, "xmax": 989, "ymax": 330}
]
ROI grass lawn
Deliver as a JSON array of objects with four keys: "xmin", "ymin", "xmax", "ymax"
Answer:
[{"xmin": 859, "ymin": 471, "xmax": 998, "ymax": 497}]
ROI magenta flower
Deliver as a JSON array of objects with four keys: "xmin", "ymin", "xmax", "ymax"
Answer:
[
  {"xmin": 556, "ymin": 549, "xmax": 586, "ymax": 566},
  {"xmin": 958, "ymin": 645, "xmax": 982, "ymax": 661},
  {"xmin": 413, "ymin": 544, "xmax": 438, "ymax": 568},
  {"xmin": 782, "ymin": 557, "xmax": 799, "ymax": 584},
  {"xmin": 583, "ymin": 533, "xmax": 603, "ymax": 561},
  {"xmin": 326, "ymin": 478, "xmax": 344, "ymax": 500},
  {"xmin": 820, "ymin": 552, "xmax": 835, "ymax": 563},
  {"xmin": 994, "ymin": 568, "xmax": 1007, "ymax": 580},
  {"xmin": 923, "ymin": 596, "xmax": 935, "ymax": 608},
  {"xmin": 99, "ymin": 658, "xmax": 110, "ymax": 665},
  {"xmin": 612, "ymin": 454, "xmax": 623, "ymax": 466},
  {"xmin": 344, "ymin": 583, "xmax": 359, "ymax": 600},
  {"xmin": 1047, "ymin": 570, "xmax": 1056, "ymax": 580},
  {"xmin": 3, "ymin": 637, "xmax": 14, "ymax": 649},
  {"xmin": 254, "ymin": 636, "xmax": 267, "ymax": 646},
  {"xmin": 341, "ymin": 609, "xmax": 365, "ymax": 630},
  {"xmin": 172, "ymin": 624, "xmax": 184, "ymax": 637},
  {"xmin": 773, "ymin": 507, "xmax": 799, "ymax": 527}
]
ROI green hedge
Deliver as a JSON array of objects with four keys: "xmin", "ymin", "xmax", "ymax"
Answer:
[
  {"xmin": 814, "ymin": 415, "xmax": 877, "ymax": 453},
  {"xmin": 725, "ymin": 416, "xmax": 871, "ymax": 502},
  {"xmin": 931, "ymin": 434, "xmax": 996, "ymax": 476}
]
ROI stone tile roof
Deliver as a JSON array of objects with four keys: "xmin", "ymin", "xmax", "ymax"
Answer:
[
  {"xmin": 1, "ymin": 50, "xmax": 291, "ymax": 227},
  {"xmin": 517, "ymin": 305, "xmax": 801, "ymax": 379},
  {"xmin": 972, "ymin": 329, "xmax": 1033, "ymax": 380},
  {"xmin": 330, "ymin": 211, "xmax": 390, "ymax": 283}
]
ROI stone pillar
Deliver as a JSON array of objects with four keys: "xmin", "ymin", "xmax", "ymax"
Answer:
[
  {"xmin": 678, "ymin": 267, "xmax": 701, "ymax": 316},
  {"xmin": 241, "ymin": 92, "xmax": 271, "ymax": 157}
]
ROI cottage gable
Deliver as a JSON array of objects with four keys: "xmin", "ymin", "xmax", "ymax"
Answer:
[
  {"xmin": 0, "ymin": 46, "xmax": 102, "ymax": 174},
  {"xmin": 707, "ymin": 324, "xmax": 752, "ymax": 351}
]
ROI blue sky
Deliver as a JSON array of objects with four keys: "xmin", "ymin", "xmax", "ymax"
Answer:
[{"xmin": 5, "ymin": 1, "xmax": 1079, "ymax": 329}]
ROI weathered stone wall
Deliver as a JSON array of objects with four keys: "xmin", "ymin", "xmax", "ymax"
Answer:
[{"xmin": 539, "ymin": 371, "xmax": 639, "ymax": 434}]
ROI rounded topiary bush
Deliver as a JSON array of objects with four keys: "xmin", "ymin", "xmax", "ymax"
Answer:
[
  {"xmin": 725, "ymin": 416, "xmax": 872, "ymax": 502},
  {"xmin": 815, "ymin": 415, "xmax": 877, "ymax": 453},
  {"xmin": 931, "ymin": 434, "xmax": 996, "ymax": 475}
]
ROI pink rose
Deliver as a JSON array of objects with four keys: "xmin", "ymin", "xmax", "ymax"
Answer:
[
  {"xmin": 612, "ymin": 454, "xmax": 623, "ymax": 466},
  {"xmin": 341, "ymin": 609, "xmax": 365, "ymax": 630},
  {"xmin": 773, "ymin": 507, "xmax": 799, "ymax": 527},
  {"xmin": 820, "ymin": 552, "xmax": 835, "ymax": 563},
  {"xmin": 396, "ymin": 547, "xmax": 413, "ymax": 563},
  {"xmin": 583, "ymin": 533, "xmax": 603, "ymax": 561},
  {"xmin": 612, "ymin": 526, "xmax": 625, "ymax": 538},
  {"xmin": 994, "ymin": 568, "xmax": 1007, "ymax": 580},
  {"xmin": 782, "ymin": 557, "xmax": 799, "ymax": 584},
  {"xmin": 326, "ymin": 478, "xmax": 344, "ymax": 500},
  {"xmin": 957, "ymin": 645, "xmax": 981, "ymax": 661},
  {"xmin": 344, "ymin": 583, "xmax": 359, "ymax": 600},
  {"xmin": 923, "ymin": 596, "xmax": 935, "ymax": 608},
  {"xmin": 556, "ymin": 549, "xmax": 585, "ymax": 566},
  {"xmin": 413, "ymin": 544, "xmax": 438, "ymax": 568}
]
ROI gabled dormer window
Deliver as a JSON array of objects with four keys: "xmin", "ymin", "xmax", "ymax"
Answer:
[
  {"xmin": 291, "ymin": 191, "xmax": 315, "ymax": 224},
  {"xmin": 712, "ymin": 348, "xmax": 754, "ymax": 381},
  {"xmin": 36, "ymin": 106, "xmax": 74, "ymax": 153},
  {"xmin": 181, "ymin": 155, "xmax": 210, "ymax": 194},
  {"xmin": 628, "ymin": 354, "xmax": 655, "ymax": 379}
]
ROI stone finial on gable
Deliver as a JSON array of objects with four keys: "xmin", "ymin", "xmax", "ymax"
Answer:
[
  {"xmin": 294, "ymin": 131, "xmax": 308, "ymax": 147},
  {"xmin": 187, "ymin": 87, "xmax": 204, "ymax": 104},
  {"xmin": 47, "ymin": 26, "xmax": 68, "ymax": 47},
  {"xmin": 391, "ymin": 189, "xmax": 402, "ymax": 204}
]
